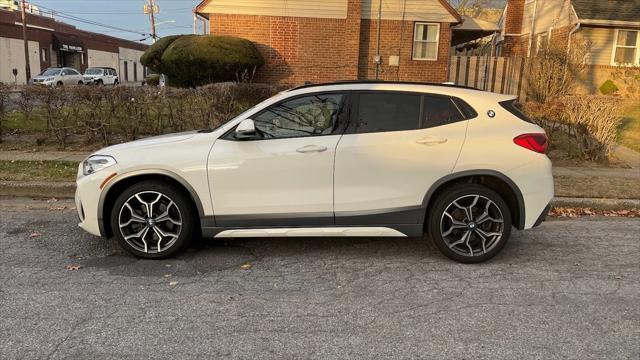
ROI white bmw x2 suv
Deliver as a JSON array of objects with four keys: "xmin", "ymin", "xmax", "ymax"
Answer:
[{"xmin": 76, "ymin": 81, "xmax": 554, "ymax": 263}]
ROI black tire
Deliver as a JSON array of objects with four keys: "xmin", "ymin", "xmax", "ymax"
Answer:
[
  {"xmin": 56, "ymin": 81, "xmax": 63, "ymax": 87},
  {"xmin": 96, "ymin": 80, "xmax": 103, "ymax": 86},
  {"xmin": 110, "ymin": 180, "xmax": 195, "ymax": 259},
  {"xmin": 427, "ymin": 184, "xmax": 512, "ymax": 264},
  {"xmin": 113, "ymin": 80, "xmax": 119, "ymax": 86},
  {"xmin": 78, "ymin": 81, "xmax": 84, "ymax": 85}
]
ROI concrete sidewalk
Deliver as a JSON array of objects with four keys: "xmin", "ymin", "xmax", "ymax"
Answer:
[{"xmin": 0, "ymin": 150, "xmax": 88, "ymax": 162}]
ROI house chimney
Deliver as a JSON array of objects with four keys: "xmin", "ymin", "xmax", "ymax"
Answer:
[{"xmin": 502, "ymin": 0, "xmax": 526, "ymax": 56}]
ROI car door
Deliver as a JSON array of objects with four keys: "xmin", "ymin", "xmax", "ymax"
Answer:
[
  {"xmin": 333, "ymin": 92, "xmax": 471, "ymax": 225},
  {"xmin": 105, "ymin": 69, "xmax": 113, "ymax": 84},
  {"xmin": 208, "ymin": 92, "xmax": 349, "ymax": 227}
]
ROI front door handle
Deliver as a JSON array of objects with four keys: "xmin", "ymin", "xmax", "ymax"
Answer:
[
  {"xmin": 417, "ymin": 137, "xmax": 448, "ymax": 145},
  {"xmin": 296, "ymin": 145, "xmax": 328, "ymax": 153}
]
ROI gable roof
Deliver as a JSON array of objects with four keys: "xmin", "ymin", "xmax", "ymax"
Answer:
[{"xmin": 572, "ymin": 0, "xmax": 640, "ymax": 23}]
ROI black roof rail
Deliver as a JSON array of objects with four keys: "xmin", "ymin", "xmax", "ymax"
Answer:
[{"xmin": 288, "ymin": 80, "xmax": 479, "ymax": 92}]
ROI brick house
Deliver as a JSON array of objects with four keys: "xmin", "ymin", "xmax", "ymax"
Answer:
[
  {"xmin": 194, "ymin": 0, "xmax": 462, "ymax": 85},
  {"xmin": 497, "ymin": 0, "xmax": 640, "ymax": 93}
]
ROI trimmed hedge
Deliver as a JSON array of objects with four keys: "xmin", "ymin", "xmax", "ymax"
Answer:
[
  {"xmin": 140, "ymin": 35, "xmax": 181, "ymax": 75},
  {"xmin": 141, "ymin": 35, "xmax": 265, "ymax": 88}
]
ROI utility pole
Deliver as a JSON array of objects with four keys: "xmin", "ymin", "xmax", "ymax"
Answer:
[
  {"xmin": 144, "ymin": 0, "xmax": 158, "ymax": 43},
  {"xmin": 21, "ymin": 0, "xmax": 31, "ymax": 82}
]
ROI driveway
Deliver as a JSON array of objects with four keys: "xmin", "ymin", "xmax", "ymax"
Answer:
[{"xmin": 0, "ymin": 197, "xmax": 638, "ymax": 359}]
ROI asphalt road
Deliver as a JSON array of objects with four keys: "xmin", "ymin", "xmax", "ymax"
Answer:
[{"xmin": 1, "ymin": 197, "xmax": 638, "ymax": 359}]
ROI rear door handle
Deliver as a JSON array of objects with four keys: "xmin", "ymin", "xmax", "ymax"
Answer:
[
  {"xmin": 417, "ymin": 137, "xmax": 448, "ymax": 145},
  {"xmin": 296, "ymin": 145, "xmax": 328, "ymax": 153}
]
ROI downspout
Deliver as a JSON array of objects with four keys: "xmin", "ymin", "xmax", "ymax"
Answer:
[
  {"xmin": 527, "ymin": 0, "xmax": 538, "ymax": 57},
  {"xmin": 567, "ymin": 5, "xmax": 581, "ymax": 51},
  {"xmin": 375, "ymin": 0, "xmax": 382, "ymax": 79}
]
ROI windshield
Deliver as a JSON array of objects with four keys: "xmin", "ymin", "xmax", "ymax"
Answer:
[
  {"xmin": 41, "ymin": 68, "xmax": 61, "ymax": 76},
  {"xmin": 85, "ymin": 68, "xmax": 103, "ymax": 75}
]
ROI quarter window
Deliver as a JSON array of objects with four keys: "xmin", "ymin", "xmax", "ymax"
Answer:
[
  {"xmin": 413, "ymin": 23, "xmax": 439, "ymax": 60},
  {"xmin": 423, "ymin": 96, "xmax": 465, "ymax": 128},
  {"xmin": 353, "ymin": 93, "xmax": 421, "ymax": 133},
  {"xmin": 613, "ymin": 29, "xmax": 639, "ymax": 65},
  {"xmin": 252, "ymin": 93, "xmax": 344, "ymax": 139}
]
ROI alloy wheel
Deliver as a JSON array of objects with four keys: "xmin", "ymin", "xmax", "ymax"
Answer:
[
  {"xmin": 439, "ymin": 194, "xmax": 505, "ymax": 257},
  {"xmin": 118, "ymin": 191, "xmax": 183, "ymax": 254}
]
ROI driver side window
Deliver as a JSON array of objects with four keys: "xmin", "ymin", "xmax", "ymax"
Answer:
[{"xmin": 251, "ymin": 93, "xmax": 345, "ymax": 139}]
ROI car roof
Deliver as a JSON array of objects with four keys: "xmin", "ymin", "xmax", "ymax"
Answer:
[{"xmin": 284, "ymin": 80, "xmax": 517, "ymax": 103}]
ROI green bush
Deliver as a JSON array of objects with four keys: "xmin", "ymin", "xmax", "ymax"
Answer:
[
  {"xmin": 144, "ymin": 74, "xmax": 161, "ymax": 86},
  {"xmin": 142, "ymin": 35, "xmax": 265, "ymax": 88},
  {"xmin": 599, "ymin": 80, "xmax": 619, "ymax": 95},
  {"xmin": 140, "ymin": 35, "xmax": 181, "ymax": 74}
]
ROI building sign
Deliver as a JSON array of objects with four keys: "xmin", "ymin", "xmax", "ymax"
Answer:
[{"xmin": 60, "ymin": 44, "xmax": 84, "ymax": 52}]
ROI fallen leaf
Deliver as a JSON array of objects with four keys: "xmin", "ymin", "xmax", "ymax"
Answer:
[
  {"xmin": 66, "ymin": 264, "xmax": 81, "ymax": 271},
  {"xmin": 29, "ymin": 232, "xmax": 42, "ymax": 238},
  {"xmin": 47, "ymin": 198, "xmax": 59, "ymax": 203},
  {"xmin": 164, "ymin": 273, "xmax": 172, "ymax": 278},
  {"xmin": 169, "ymin": 281, "xmax": 178, "ymax": 287},
  {"xmin": 49, "ymin": 206, "xmax": 67, "ymax": 211},
  {"xmin": 240, "ymin": 263, "xmax": 253, "ymax": 270}
]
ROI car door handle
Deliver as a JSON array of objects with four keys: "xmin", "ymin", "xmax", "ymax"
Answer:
[
  {"xmin": 296, "ymin": 145, "xmax": 328, "ymax": 153},
  {"xmin": 416, "ymin": 137, "xmax": 448, "ymax": 145}
]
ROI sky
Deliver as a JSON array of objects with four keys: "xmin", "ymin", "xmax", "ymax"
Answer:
[{"xmin": 30, "ymin": 0, "xmax": 200, "ymax": 44}]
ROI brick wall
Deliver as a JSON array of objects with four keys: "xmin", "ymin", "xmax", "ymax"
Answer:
[
  {"xmin": 502, "ymin": 0, "xmax": 526, "ymax": 57},
  {"xmin": 209, "ymin": 6, "xmax": 452, "ymax": 85},
  {"xmin": 358, "ymin": 20, "xmax": 451, "ymax": 82},
  {"xmin": 210, "ymin": 14, "xmax": 359, "ymax": 84}
]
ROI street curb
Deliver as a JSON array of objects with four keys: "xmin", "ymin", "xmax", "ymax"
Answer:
[
  {"xmin": 0, "ymin": 181, "xmax": 75, "ymax": 199},
  {"xmin": 1, "ymin": 181, "xmax": 638, "ymax": 211}
]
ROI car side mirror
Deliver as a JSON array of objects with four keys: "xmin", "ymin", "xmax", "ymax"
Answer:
[{"xmin": 235, "ymin": 119, "xmax": 257, "ymax": 140}]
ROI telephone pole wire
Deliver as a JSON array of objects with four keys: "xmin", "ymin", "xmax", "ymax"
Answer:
[{"xmin": 21, "ymin": 0, "xmax": 32, "ymax": 81}]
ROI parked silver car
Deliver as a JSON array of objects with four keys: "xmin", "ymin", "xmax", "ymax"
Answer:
[{"xmin": 30, "ymin": 67, "xmax": 84, "ymax": 86}]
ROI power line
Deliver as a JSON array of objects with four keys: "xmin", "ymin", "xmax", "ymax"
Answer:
[{"xmin": 30, "ymin": 1, "xmax": 152, "ymax": 36}]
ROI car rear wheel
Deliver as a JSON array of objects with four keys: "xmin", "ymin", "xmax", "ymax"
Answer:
[
  {"xmin": 427, "ymin": 184, "xmax": 512, "ymax": 263},
  {"xmin": 110, "ymin": 180, "xmax": 195, "ymax": 259}
]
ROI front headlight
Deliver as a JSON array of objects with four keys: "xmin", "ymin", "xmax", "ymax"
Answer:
[{"xmin": 83, "ymin": 155, "xmax": 117, "ymax": 176}]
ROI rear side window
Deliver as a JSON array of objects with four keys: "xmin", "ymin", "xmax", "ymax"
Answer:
[
  {"xmin": 500, "ymin": 99, "xmax": 533, "ymax": 123},
  {"xmin": 452, "ymin": 97, "xmax": 478, "ymax": 119},
  {"xmin": 423, "ymin": 95, "xmax": 465, "ymax": 128},
  {"xmin": 352, "ymin": 93, "xmax": 421, "ymax": 133}
]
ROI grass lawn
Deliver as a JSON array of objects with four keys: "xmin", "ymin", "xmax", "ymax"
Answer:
[
  {"xmin": 618, "ymin": 102, "xmax": 640, "ymax": 152},
  {"xmin": 3, "ymin": 111, "xmax": 48, "ymax": 131},
  {"xmin": 0, "ymin": 160, "xmax": 77, "ymax": 182}
]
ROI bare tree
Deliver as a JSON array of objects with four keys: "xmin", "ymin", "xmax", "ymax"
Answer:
[{"xmin": 448, "ymin": 0, "xmax": 494, "ymax": 17}]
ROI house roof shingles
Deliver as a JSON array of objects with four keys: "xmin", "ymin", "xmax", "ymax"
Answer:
[{"xmin": 572, "ymin": 0, "xmax": 640, "ymax": 23}]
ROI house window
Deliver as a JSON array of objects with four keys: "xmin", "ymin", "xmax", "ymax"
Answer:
[
  {"xmin": 613, "ymin": 29, "xmax": 639, "ymax": 65},
  {"xmin": 41, "ymin": 48, "xmax": 48, "ymax": 62},
  {"xmin": 413, "ymin": 23, "xmax": 440, "ymax": 61}
]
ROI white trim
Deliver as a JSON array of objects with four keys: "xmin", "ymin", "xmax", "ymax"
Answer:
[
  {"xmin": 611, "ymin": 28, "xmax": 640, "ymax": 66},
  {"xmin": 412, "ymin": 22, "xmax": 440, "ymax": 61},
  {"xmin": 582, "ymin": 19, "xmax": 640, "ymax": 27},
  {"xmin": 214, "ymin": 227, "xmax": 408, "ymax": 238}
]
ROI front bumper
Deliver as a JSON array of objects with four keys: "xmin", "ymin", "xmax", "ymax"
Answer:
[{"xmin": 75, "ymin": 166, "xmax": 119, "ymax": 237}]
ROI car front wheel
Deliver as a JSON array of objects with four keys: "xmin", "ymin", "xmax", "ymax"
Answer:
[
  {"xmin": 110, "ymin": 180, "xmax": 195, "ymax": 259},
  {"xmin": 427, "ymin": 184, "xmax": 512, "ymax": 263}
]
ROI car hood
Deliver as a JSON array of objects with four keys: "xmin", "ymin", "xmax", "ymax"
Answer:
[{"xmin": 95, "ymin": 131, "xmax": 200, "ymax": 156}]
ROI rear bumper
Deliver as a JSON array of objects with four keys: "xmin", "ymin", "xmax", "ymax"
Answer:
[{"xmin": 532, "ymin": 203, "xmax": 551, "ymax": 228}]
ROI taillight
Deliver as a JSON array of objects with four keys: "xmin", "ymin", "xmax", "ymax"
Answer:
[{"xmin": 513, "ymin": 133, "xmax": 548, "ymax": 154}]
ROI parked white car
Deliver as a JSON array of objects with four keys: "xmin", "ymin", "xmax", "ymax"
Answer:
[
  {"xmin": 83, "ymin": 67, "xmax": 119, "ymax": 86},
  {"xmin": 31, "ymin": 67, "xmax": 84, "ymax": 86},
  {"xmin": 75, "ymin": 81, "xmax": 554, "ymax": 263}
]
